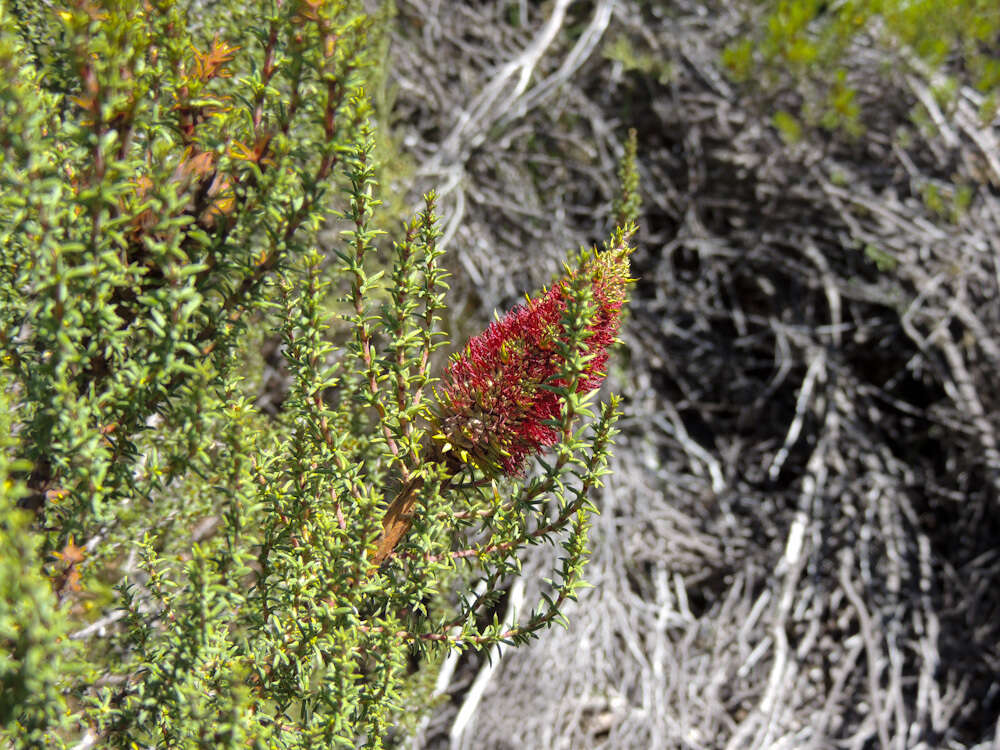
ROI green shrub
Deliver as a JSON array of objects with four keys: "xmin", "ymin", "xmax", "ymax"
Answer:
[
  {"xmin": 0, "ymin": 381, "xmax": 76, "ymax": 746},
  {"xmin": 0, "ymin": 1, "xmax": 634, "ymax": 746},
  {"xmin": 723, "ymin": 0, "xmax": 1000, "ymax": 134}
]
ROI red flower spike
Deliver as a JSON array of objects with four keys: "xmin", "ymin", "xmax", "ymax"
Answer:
[{"xmin": 435, "ymin": 240, "xmax": 632, "ymax": 475}]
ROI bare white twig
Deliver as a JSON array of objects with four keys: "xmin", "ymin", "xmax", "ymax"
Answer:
[{"xmin": 449, "ymin": 578, "xmax": 525, "ymax": 750}]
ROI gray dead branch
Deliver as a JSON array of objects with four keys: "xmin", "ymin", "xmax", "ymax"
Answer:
[{"xmin": 386, "ymin": 1, "xmax": 1000, "ymax": 748}]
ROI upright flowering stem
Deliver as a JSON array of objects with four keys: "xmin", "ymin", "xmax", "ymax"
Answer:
[{"xmin": 373, "ymin": 229, "xmax": 634, "ymax": 566}]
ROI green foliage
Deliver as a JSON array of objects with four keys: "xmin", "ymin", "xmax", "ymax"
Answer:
[
  {"xmin": 613, "ymin": 128, "xmax": 641, "ymax": 227},
  {"xmin": 0, "ymin": 380, "xmax": 75, "ymax": 747},
  {"xmin": 723, "ymin": 0, "xmax": 1000, "ymax": 134},
  {"xmin": 919, "ymin": 180, "xmax": 975, "ymax": 223},
  {"xmin": 603, "ymin": 33, "xmax": 675, "ymax": 85},
  {"xmin": 0, "ymin": 1, "xmax": 632, "ymax": 746},
  {"xmin": 772, "ymin": 108, "xmax": 804, "ymax": 143}
]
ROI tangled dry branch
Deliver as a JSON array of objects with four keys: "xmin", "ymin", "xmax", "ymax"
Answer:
[{"xmin": 386, "ymin": 1, "xmax": 1000, "ymax": 748}]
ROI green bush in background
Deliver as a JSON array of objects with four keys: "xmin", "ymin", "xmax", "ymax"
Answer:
[
  {"xmin": 723, "ymin": 0, "xmax": 1000, "ymax": 135},
  {"xmin": 0, "ymin": 1, "xmax": 635, "ymax": 746}
]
